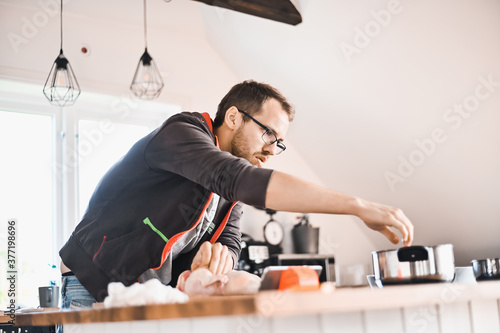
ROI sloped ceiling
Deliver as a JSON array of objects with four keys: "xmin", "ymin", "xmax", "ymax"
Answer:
[{"xmin": 197, "ymin": 0, "xmax": 500, "ymax": 265}]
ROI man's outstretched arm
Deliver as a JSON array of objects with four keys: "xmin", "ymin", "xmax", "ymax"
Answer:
[{"xmin": 265, "ymin": 171, "xmax": 414, "ymax": 246}]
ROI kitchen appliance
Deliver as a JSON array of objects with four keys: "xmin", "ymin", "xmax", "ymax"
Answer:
[
  {"xmin": 270, "ymin": 253, "xmax": 335, "ymax": 283},
  {"xmin": 237, "ymin": 234, "xmax": 273, "ymax": 276},
  {"xmin": 371, "ymin": 244, "xmax": 455, "ymax": 285},
  {"xmin": 471, "ymin": 258, "xmax": 500, "ymax": 281},
  {"xmin": 262, "ymin": 209, "xmax": 284, "ymax": 254},
  {"xmin": 291, "ymin": 214, "xmax": 319, "ymax": 254},
  {"xmin": 237, "ymin": 209, "xmax": 286, "ymax": 277}
]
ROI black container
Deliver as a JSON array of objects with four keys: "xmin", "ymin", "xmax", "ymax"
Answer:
[{"xmin": 291, "ymin": 215, "xmax": 319, "ymax": 254}]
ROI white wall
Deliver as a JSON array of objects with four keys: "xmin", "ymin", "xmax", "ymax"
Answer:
[{"xmin": 201, "ymin": 0, "xmax": 500, "ymax": 266}]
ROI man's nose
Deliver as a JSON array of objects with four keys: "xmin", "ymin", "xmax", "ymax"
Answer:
[{"xmin": 263, "ymin": 142, "xmax": 277, "ymax": 155}]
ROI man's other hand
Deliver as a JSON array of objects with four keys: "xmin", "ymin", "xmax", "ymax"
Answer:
[{"xmin": 191, "ymin": 241, "xmax": 233, "ymax": 275}]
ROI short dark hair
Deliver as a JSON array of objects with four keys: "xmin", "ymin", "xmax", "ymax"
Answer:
[{"xmin": 213, "ymin": 80, "xmax": 294, "ymax": 128}]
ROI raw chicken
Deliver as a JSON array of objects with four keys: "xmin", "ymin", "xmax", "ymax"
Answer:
[
  {"xmin": 177, "ymin": 268, "xmax": 261, "ymax": 296},
  {"xmin": 177, "ymin": 268, "xmax": 228, "ymax": 296}
]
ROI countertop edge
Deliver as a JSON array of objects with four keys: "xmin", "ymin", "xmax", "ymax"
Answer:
[
  {"xmin": 255, "ymin": 280, "xmax": 500, "ymax": 316},
  {"xmin": 14, "ymin": 281, "xmax": 500, "ymax": 326},
  {"xmin": 15, "ymin": 295, "xmax": 256, "ymax": 326}
]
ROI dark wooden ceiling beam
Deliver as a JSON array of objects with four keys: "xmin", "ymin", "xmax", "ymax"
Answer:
[{"xmin": 191, "ymin": 0, "xmax": 302, "ymax": 26}]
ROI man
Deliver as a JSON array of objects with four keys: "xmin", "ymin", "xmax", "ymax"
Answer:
[{"xmin": 59, "ymin": 80, "xmax": 413, "ymax": 307}]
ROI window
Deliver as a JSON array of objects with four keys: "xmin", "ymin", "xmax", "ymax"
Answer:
[
  {"xmin": 77, "ymin": 120, "xmax": 151, "ymax": 219},
  {"xmin": 0, "ymin": 111, "xmax": 54, "ymax": 307},
  {"xmin": 0, "ymin": 80, "xmax": 178, "ymax": 308}
]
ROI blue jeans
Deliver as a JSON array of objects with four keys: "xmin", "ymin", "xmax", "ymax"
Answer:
[
  {"xmin": 57, "ymin": 275, "xmax": 97, "ymax": 333},
  {"xmin": 60, "ymin": 275, "xmax": 97, "ymax": 309}
]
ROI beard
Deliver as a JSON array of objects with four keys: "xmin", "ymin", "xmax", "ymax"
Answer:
[{"xmin": 230, "ymin": 126, "xmax": 268, "ymax": 167}]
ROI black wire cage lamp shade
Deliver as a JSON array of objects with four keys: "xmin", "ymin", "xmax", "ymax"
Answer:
[
  {"xmin": 43, "ymin": 0, "xmax": 80, "ymax": 107},
  {"xmin": 43, "ymin": 50, "xmax": 81, "ymax": 106},
  {"xmin": 130, "ymin": 0, "xmax": 164, "ymax": 99},
  {"xmin": 130, "ymin": 48, "xmax": 164, "ymax": 99}
]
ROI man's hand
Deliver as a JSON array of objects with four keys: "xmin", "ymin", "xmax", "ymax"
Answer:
[
  {"xmin": 191, "ymin": 242, "xmax": 233, "ymax": 275},
  {"xmin": 355, "ymin": 198, "xmax": 414, "ymax": 246}
]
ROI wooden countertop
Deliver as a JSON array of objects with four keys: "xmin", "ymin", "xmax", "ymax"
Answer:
[
  {"xmin": 14, "ymin": 295, "xmax": 256, "ymax": 326},
  {"xmin": 14, "ymin": 280, "xmax": 500, "ymax": 327}
]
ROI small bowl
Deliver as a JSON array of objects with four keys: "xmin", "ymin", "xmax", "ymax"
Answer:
[{"xmin": 471, "ymin": 258, "xmax": 500, "ymax": 281}]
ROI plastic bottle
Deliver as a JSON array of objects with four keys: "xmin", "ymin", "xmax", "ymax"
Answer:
[{"xmin": 49, "ymin": 264, "xmax": 59, "ymax": 286}]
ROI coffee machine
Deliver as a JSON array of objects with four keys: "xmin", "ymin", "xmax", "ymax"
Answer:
[{"xmin": 237, "ymin": 228, "xmax": 286, "ymax": 276}]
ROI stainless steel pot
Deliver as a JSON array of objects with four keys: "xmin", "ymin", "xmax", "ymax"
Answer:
[
  {"xmin": 471, "ymin": 258, "xmax": 500, "ymax": 281},
  {"xmin": 371, "ymin": 244, "xmax": 455, "ymax": 285}
]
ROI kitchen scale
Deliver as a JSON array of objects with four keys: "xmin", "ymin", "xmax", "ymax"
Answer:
[{"xmin": 262, "ymin": 209, "xmax": 284, "ymax": 252}]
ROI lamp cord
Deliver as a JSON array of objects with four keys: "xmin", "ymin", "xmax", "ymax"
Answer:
[
  {"xmin": 143, "ymin": 0, "xmax": 148, "ymax": 49},
  {"xmin": 60, "ymin": 0, "xmax": 63, "ymax": 51}
]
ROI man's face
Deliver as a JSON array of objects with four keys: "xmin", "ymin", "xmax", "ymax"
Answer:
[{"xmin": 231, "ymin": 98, "xmax": 290, "ymax": 167}]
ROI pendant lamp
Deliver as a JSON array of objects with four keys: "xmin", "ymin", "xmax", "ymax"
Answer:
[
  {"xmin": 130, "ymin": 0, "xmax": 164, "ymax": 99},
  {"xmin": 43, "ymin": 0, "xmax": 80, "ymax": 107}
]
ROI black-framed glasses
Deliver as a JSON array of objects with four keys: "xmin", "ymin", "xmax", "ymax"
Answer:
[{"xmin": 238, "ymin": 109, "xmax": 286, "ymax": 155}]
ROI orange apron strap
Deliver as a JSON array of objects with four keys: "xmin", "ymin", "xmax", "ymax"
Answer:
[
  {"xmin": 153, "ymin": 193, "xmax": 214, "ymax": 270},
  {"xmin": 210, "ymin": 202, "xmax": 239, "ymax": 244},
  {"xmin": 201, "ymin": 112, "xmax": 219, "ymax": 148},
  {"xmin": 201, "ymin": 112, "xmax": 213, "ymax": 132}
]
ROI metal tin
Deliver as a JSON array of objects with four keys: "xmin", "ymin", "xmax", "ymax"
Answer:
[
  {"xmin": 471, "ymin": 258, "xmax": 500, "ymax": 281},
  {"xmin": 371, "ymin": 244, "xmax": 455, "ymax": 285}
]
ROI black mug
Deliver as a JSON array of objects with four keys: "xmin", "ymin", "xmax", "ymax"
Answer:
[{"xmin": 38, "ymin": 286, "xmax": 59, "ymax": 308}]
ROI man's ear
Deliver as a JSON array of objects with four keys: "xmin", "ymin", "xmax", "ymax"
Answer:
[{"xmin": 224, "ymin": 106, "xmax": 241, "ymax": 130}]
